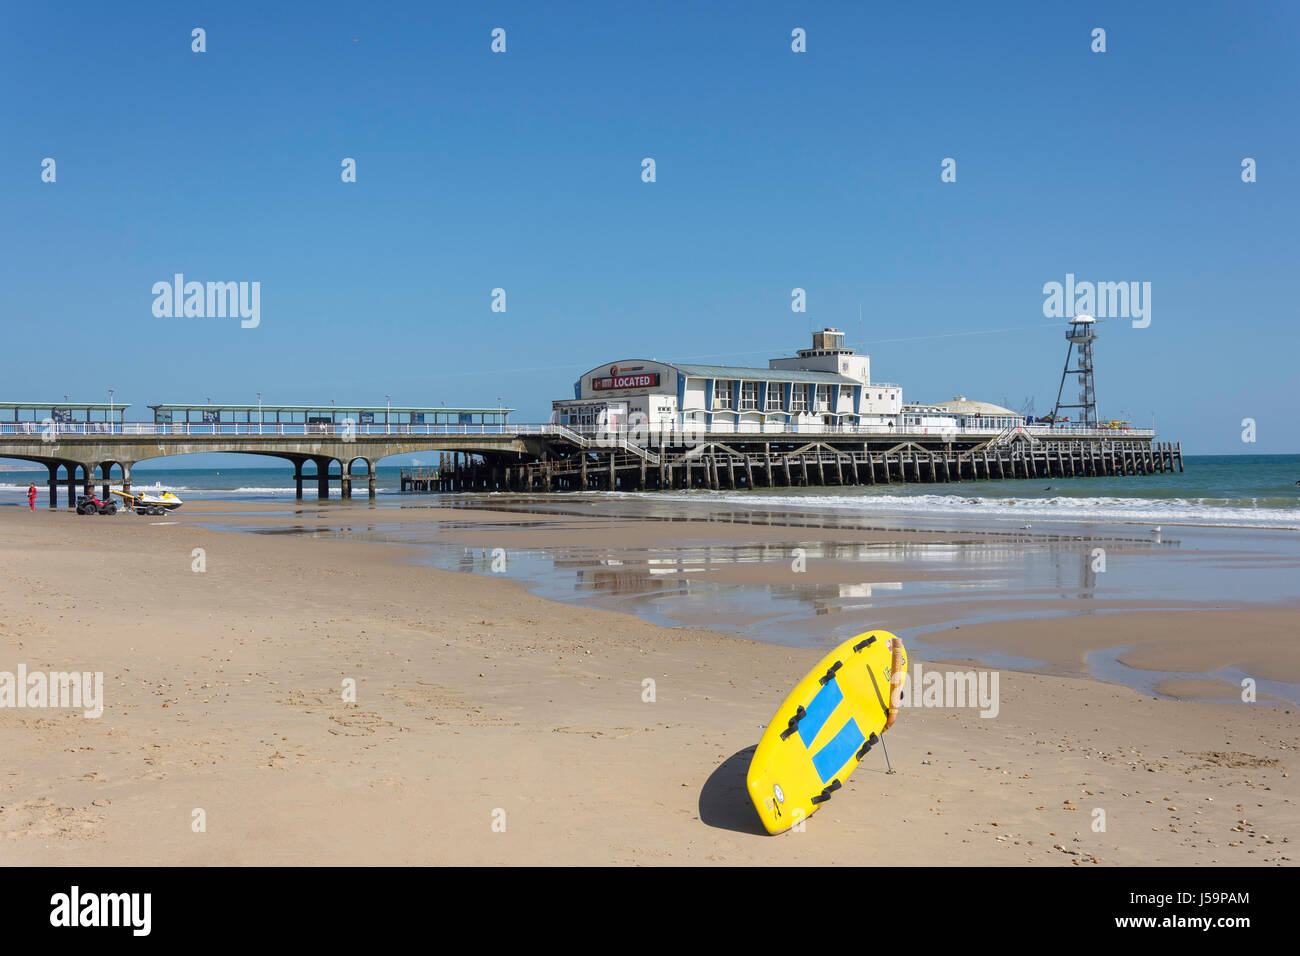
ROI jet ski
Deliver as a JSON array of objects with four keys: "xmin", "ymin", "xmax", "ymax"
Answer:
[{"xmin": 110, "ymin": 488, "xmax": 184, "ymax": 515}]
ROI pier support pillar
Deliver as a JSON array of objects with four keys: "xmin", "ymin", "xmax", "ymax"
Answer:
[
  {"xmin": 294, "ymin": 461, "xmax": 304, "ymax": 499},
  {"xmin": 343, "ymin": 458, "xmax": 370, "ymax": 501},
  {"xmin": 317, "ymin": 458, "xmax": 330, "ymax": 499},
  {"xmin": 47, "ymin": 463, "xmax": 58, "ymax": 509}
]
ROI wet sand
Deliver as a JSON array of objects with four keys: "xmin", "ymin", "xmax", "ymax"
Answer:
[
  {"xmin": 0, "ymin": 502, "xmax": 1296, "ymax": 865},
  {"xmin": 193, "ymin": 497, "xmax": 1300, "ymax": 696}
]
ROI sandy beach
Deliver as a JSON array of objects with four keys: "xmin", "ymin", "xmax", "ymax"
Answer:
[{"xmin": 0, "ymin": 501, "xmax": 1296, "ymax": 866}]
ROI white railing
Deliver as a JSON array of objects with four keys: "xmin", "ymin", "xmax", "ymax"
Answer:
[
  {"xmin": 0, "ymin": 421, "xmax": 1157, "ymax": 441},
  {"xmin": 568, "ymin": 423, "xmax": 1156, "ymax": 439},
  {"xmin": 0, "ymin": 422, "xmax": 532, "ymax": 438}
]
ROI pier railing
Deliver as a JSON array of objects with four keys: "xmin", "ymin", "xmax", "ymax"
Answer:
[
  {"xmin": 0, "ymin": 422, "xmax": 560, "ymax": 438},
  {"xmin": 0, "ymin": 421, "xmax": 1157, "ymax": 441}
]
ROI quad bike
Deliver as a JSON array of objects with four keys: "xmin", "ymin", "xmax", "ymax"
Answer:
[{"xmin": 75, "ymin": 494, "xmax": 118, "ymax": 515}]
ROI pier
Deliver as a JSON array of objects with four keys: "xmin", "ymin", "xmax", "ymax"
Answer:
[
  {"xmin": 431, "ymin": 436, "xmax": 1184, "ymax": 492},
  {"xmin": 1, "ymin": 404, "xmax": 1180, "ymax": 506}
]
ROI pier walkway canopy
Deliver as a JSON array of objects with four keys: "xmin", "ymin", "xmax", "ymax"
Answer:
[
  {"xmin": 146, "ymin": 404, "xmax": 514, "ymax": 435},
  {"xmin": 0, "ymin": 401, "xmax": 130, "ymax": 436}
]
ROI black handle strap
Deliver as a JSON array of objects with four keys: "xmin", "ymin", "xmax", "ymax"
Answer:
[
  {"xmin": 811, "ymin": 779, "xmax": 842, "ymax": 805},
  {"xmin": 778, "ymin": 705, "xmax": 807, "ymax": 741},
  {"xmin": 855, "ymin": 733, "xmax": 880, "ymax": 761}
]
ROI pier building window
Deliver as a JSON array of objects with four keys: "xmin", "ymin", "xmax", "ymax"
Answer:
[
  {"xmin": 814, "ymin": 385, "xmax": 831, "ymax": 412},
  {"xmin": 740, "ymin": 382, "xmax": 758, "ymax": 410},
  {"xmin": 791, "ymin": 385, "xmax": 809, "ymax": 412},
  {"xmin": 713, "ymin": 382, "xmax": 733, "ymax": 410},
  {"xmin": 765, "ymin": 385, "xmax": 783, "ymax": 411}
]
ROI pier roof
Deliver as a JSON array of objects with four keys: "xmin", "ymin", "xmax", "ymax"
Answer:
[
  {"xmin": 932, "ymin": 397, "xmax": 1018, "ymax": 417},
  {"xmin": 146, "ymin": 404, "xmax": 514, "ymax": 414},
  {"xmin": 0, "ymin": 402, "xmax": 131, "ymax": 410},
  {"xmin": 671, "ymin": 363, "xmax": 857, "ymax": 385}
]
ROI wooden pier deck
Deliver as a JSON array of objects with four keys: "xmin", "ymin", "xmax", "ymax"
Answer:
[{"xmin": 420, "ymin": 440, "xmax": 1184, "ymax": 493}]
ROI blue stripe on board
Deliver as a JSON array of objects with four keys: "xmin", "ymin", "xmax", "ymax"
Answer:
[
  {"xmin": 797, "ymin": 677, "xmax": 842, "ymax": 749},
  {"xmin": 812, "ymin": 717, "xmax": 866, "ymax": 783}
]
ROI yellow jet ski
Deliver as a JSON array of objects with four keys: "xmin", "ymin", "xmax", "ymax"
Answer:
[{"xmin": 111, "ymin": 489, "xmax": 184, "ymax": 515}]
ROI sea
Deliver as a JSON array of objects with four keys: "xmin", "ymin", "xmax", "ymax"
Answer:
[
  {"xmin": 3, "ymin": 454, "xmax": 1298, "ymax": 531},
  {"xmin": 5, "ymin": 453, "xmax": 1298, "ymax": 701}
]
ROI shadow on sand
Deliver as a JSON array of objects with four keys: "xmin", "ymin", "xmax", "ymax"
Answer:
[{"xmin": 698, "ymin": 745, "xmax": 768, "ymax": 836}]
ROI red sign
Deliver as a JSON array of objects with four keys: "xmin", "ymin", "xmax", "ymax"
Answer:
[{"xmin": 593, "ymin": 373, "xmax": 660, "ymax": 391}]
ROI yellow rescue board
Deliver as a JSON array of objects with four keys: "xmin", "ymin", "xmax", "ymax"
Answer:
[{"xmin": 747, "ymin": 630, "xmax": 907, "ymax": 835}]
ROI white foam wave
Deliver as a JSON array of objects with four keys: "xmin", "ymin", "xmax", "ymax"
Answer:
[{"xmin": 637, "ymin": 491, "xmax": 1300, "ymax": 530}]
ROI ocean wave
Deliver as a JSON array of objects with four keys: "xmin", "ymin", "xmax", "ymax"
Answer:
[
  {"xmin": 216, "ymin": 486, "xmax": 389, "ymax": 494},
  {"xmin": 635, "ymin": 491, "xmax": 1300, "ymax": 530}
]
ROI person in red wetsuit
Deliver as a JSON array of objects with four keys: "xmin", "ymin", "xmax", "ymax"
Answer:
[{"xmin": 27, "ymin": 483, "xmax": 37, "ymax": 512}]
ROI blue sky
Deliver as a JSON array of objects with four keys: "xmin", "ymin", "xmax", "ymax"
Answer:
[{"xmin": 2, "ymin": 1, "xmax": 1296, "ymax": 457}]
